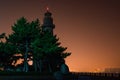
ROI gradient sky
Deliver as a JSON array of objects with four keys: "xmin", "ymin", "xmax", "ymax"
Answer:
[{"xmin": 0, "ymin": 0, "xmax": 120, "ymax": 72}]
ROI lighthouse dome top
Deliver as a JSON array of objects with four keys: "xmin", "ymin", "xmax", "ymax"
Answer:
[{"xmin": 44, "ymin": 7, "xmax": 52, "ymax": 16}]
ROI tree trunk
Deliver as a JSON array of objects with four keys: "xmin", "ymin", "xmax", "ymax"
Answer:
[
  {"xmin": 48, "ymin": 63, "xmax": 52, "ymax": 73},
  {"xmin": 23, "ymin": 40, "xmax": 29, "ymax": 72},
  {"xmin": 33, "ymin": 59, "xmax": 37, "ymax": 72},
  {"xmin": 37, "ymin": 61, "xmax": 40, "ymax": 72},
  {"xmin": 38, "ymin": 59, "xmax": 42, "ymax": 72}
]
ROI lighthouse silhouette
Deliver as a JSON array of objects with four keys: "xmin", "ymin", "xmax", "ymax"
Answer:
[{"xmin": 42, "ymin": 7, "xmax": 55, "ymax": 34}]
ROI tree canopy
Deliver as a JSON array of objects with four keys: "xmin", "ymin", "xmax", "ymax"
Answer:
[{"xmin": 0, "ymin": 17, "xmax": 71, "ymax": 72}]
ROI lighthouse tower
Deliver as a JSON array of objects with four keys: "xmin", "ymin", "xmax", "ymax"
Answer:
[{"xmin": 42, "ymin": 7, "xmax": 55, "ymax": 34}]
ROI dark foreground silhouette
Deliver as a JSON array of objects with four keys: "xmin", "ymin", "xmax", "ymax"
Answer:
[{"xmin": 0, "ymin": 72, "xmax": 119, "ymax": 80}]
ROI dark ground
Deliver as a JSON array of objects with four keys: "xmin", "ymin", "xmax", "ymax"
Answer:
[{"xmin": 0, "ymin": 72, "xmax": 120, "ymax": 80}]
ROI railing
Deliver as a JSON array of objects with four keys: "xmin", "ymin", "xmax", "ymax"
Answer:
[{"xmin": 71, "ymin": 72, "xmax": 120, "ymax": 80}]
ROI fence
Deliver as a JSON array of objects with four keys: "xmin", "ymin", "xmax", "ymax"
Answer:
[{"xmin": 71, "ymin": 72, "xmax": 120, "ymax": 80}]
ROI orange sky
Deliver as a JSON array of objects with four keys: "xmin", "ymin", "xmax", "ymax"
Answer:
[{"xmin": 0, "ymin": 0, "xmax": 120, "ymax": 72}]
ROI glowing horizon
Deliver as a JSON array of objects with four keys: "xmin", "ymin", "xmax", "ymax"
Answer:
[{"xmin": 0, "ymin": 0, "xmax": 120, "ymax": 72}]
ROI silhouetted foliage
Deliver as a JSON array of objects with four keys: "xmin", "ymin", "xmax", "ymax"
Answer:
[
  {"xmin": 0, "ymin": 17, "xmax": 71, "ymax": 73},
  {"xmin": 0, "ymin": 34, "xmax": 17, "ymax": 69},
  {"xmin": 31, "ymin": 32, "xmax": 71, "ymax": 72},
  {"xmin": 7, "ymin": 17, "xmax": 41, "ymax": 72},
  {"xmin": 0, "ymin": 33, "xmax": 5, "ymax": 39}
]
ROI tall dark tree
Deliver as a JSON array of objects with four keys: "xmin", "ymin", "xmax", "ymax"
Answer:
[
  {"xmin": 8, "ymin": 17, "xmax": 41, "ymax": 72},
  {"xmin": 31, "ymin": 32, "xmax": 71, "ymax": 72},
  {"xmin": 0, "ymin": 16, "xmax": 71, "ymax": 73},
  {"xmin": 31, "ymin": 37, "xmax": 44, "ymax": 72},
  {"xmin": 0, "ymin": 33, "xmax": 17, "ymax": 69}
]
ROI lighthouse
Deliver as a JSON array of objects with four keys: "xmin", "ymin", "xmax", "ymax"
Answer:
[{"xmin": 42, "ymin": 7, "xmax": 55, "ymax": 34}]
